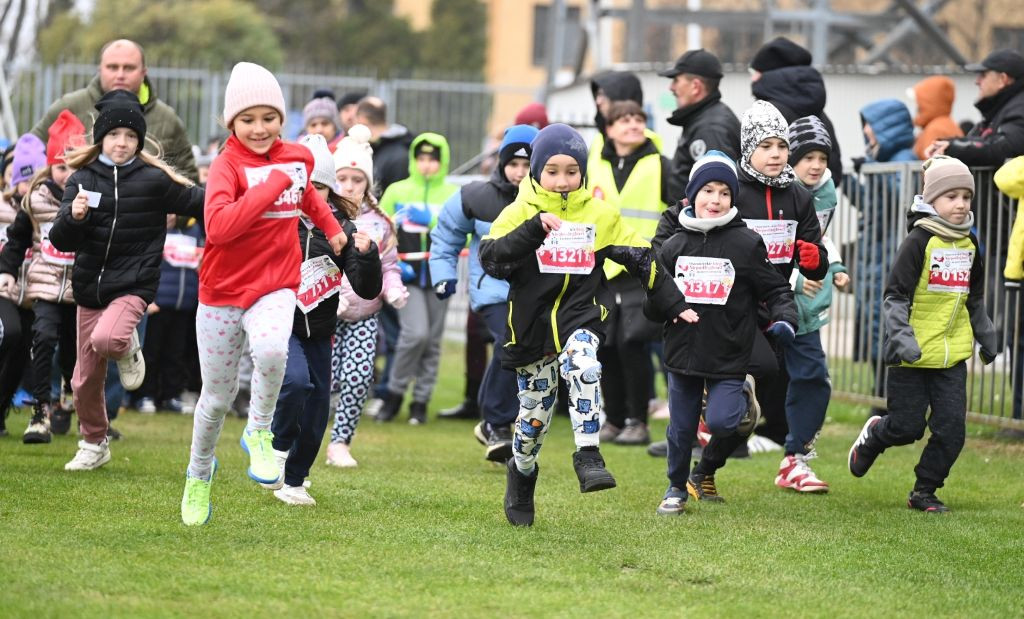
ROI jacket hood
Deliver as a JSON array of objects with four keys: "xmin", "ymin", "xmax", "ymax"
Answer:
[
  {"xmin": 751, "ymin": 66, "xmax": 826, "ymax": 119},
  {"xmin": 406, "ymin": 132, "xmax": 451, "ymax": 184},
  {"xmin": 912, "ymin": 76, "xmax": 956, "ymax": 128},
  {"xmin": 378, "ymin": 123, "xmax": 413, "ymax": 145},
  {"xmin": 860, "ymin": 99, "xmax": 915, "ymax": 162},
  {"xmin": 489, "ymin": 159, "xmax": 519, "ymax": 195}
]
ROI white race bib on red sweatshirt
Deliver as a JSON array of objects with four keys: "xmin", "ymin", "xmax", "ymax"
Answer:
[{"xmin": 244, "ymin": 162, "xmax": 308, "ymax": 219}]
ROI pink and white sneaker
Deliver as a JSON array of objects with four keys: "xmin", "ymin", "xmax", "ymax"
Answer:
[{"xmin": 775, "ymin": 453, "xmax": 829, "ymax": 493}]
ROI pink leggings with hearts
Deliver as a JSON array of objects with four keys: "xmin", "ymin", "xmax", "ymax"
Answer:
[{"xmin": 187, "ymin": 288, "xmax": 295, "ymax": 480}]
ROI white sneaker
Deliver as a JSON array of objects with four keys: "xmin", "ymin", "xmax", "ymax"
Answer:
[
  {"xmin": 137, "ymin": 397, "xmax": 157, "ymax": 415},
  {"xmin": 65, "ymin": 439, "xmax": 112, "ymax": 471},
  {"xmin": 117, "ymin": 330, "xmax": 146, "ymax": 391},
  {"xmin": 364, "ymin": 398, "xmax": 384, "ymax": 418},
  {"xmin": 274, "ymin": 484, "xmax": 316, "ymax": 505},
  {"xmin": 260, "ymin": 448, "xmax": 289, "ymax": 490},
  {"xmin": 325, "ymin": 442, "xmax": 358, "ymax": 468},
  {"xmin": 747, "ymin": 435, "xmax": 783, "ymax": 454}
]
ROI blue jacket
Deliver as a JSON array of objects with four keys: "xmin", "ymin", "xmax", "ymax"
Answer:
[
  {"xmin": 429, "ymin": 166, "xmax": 515, "ymax": 311},
  {"xmin": 154, "ymin": 221, "xmax": 203, "ymax": 311}
]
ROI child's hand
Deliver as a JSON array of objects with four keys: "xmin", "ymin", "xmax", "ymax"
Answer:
[
  {"xmin": 351, "ymin": 231, "xmax": 372, "ymax": 253},
  {"xmin": 833, "ymin": 272, "xmax": 850, "ymax": 291},
  {"xmin": 802, "ymin": 278, "xmax": 823, "ymax": 297},
  {"xmin": 385, "ymin": 286, "xmax": 409, "ymax": 308},
  {"xmin": 0, "ymin": 273, "xmax": 15, "ymax": 294},
  {"xmin": 329, "ymin": 230, "xmax": 349, "ymax": 255},
  {"xmin": 673, "ymin": 308, "xmax": 699, "ymax": 324},
  {"xmin": 146, "ymin": 303, "xmax": 160, "ymax": 315},
  {"xmin": 539, "ymin": 213, "xmax": 562, "ymax": 232},
  {"xmin": 71, "ymin": 190, "xmax": 90, "ymax": 220}
]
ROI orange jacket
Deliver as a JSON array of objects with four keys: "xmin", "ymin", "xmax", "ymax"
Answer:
[{"xmin": 912, "ymin": 76, "xmax": 964, "ymax": 160}]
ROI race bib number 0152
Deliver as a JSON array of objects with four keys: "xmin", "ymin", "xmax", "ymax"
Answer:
[
  {"xmin": 245, "ymin": 162, "xmax": 308, "ymax": 219},
  {"xmin": 745, "ymin": 219, "xmax": 797, "ymax": 264},
  {"xmin": 927, "ymin": 248, "xmax": 973, "ymax": 293},
  {"xmin": 674, "ymin": 256, "xmax": 735, "ymax": 305},
  {"xmin": 536, "ymin": 222, "xmax": 596, "ymax": 275}
]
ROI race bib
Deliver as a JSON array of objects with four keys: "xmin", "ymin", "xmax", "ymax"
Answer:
[
  {"xmin": 355, "ymin": 216, "xmax": 387, "ymax": 245},
  {"xmin": 745, "ymin": 219, "xmax": 797, "ymax": 264},
  {"xmin": 927, "ymin": 248, "xmax": 973, "ymax": 293},
  {"xmin": 816, "ymin": 208, "xmax": 834, "ymax": 235},
  {"xmin": 536, "ymin": 222, "xmax": 596, "ymax": 275},
  {"xmin": 244, "ymin": 162, "xmax": 308, "ymax": 219},
  {"xmin": 163, "ymin": 234, "xmax": 203, "ymax": 269},
  {"xmin": 674, "ymin": 256, "xmax": 735, "ymax": 305},
  {"xmin": 296, "ymin": 255, "xmax": 342, "ymax": 314},
  {"xmin": 39, "ymin": 222, "xmax": 76, "ymax": 266}
]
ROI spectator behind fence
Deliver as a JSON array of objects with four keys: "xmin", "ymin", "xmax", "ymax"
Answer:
[
  {"xmin": 354, "ymin": 96, "xmax": 414, "ymax": 197},
  {"xmin": 30, "ymin": 39, "xmax": 197, "ymax": 182},
  {"xmin": 993, "ymin": 156, "xmax": 1024, "ymax": 419},
  {"xmin": 749, "ymin": 37, "xmax": 843, "ymax": 186},
  {"xmin": 338, "ymin": 91, "xmax": 367, "ymax": 135},
  {"xmin": 927, "ymin": 50, "xmax": 1024, "ymax": 165},
  {"xmin": 302, "ymin": 95, "xmax": 342, "ymax": 152},
  {"xmin": 909, "ymin": 76, "xmax": 963, "ymax": 161}
]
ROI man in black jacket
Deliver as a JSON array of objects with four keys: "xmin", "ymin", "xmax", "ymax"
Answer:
[
  {"xmin": 354, "ymin": 97, "xmax": 414, "ymax": 198},
  {"xmin": 661, "ymin": 49, "xmax": 741, "ymax": 182}
]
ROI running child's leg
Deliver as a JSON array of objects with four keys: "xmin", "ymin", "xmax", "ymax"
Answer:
[
  {"xmin": 511, "ymin": 356, "xmax": 559, "ymax": 475},
  {"xmin": 241, "ymin": 289, "xmax": 296, "ymax": 431}
]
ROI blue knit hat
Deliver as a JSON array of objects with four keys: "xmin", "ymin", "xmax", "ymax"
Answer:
[
  {"xmin": 529, "ymin": 123, "xmax": 589, "ymax": 182},
  {"xmin": 499, "ymin": 124, "xmax": 539, "ymax": 169},
  {"xmin": 686, "ymin": 150, "xmax": 738, "ymax": 205}
]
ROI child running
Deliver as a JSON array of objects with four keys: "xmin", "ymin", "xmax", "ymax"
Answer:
[
  {"xmin": 267, "ymin": 133, "xmax": 381, "ymax": 505},
  {"xmin": 651, "ymin": 151, "xmax": 797, "ymax": 514},
  {"xmin": 848, "ymin": 156, "xmax": 998, "ymax": 513},
  {"xmin": 479, "ymin": 123, "xmax": 683, "ymax": 526},
  {"xmin": 326, "ymin": 124, "xmax": 408, "ymax": 468},
  {"xmin": 48, "ymin": 90, "xmax": 204, "ymax": 471},
  {"xmin": 181, "ymin": 63, "xmax": 347, "ymax": 526}
]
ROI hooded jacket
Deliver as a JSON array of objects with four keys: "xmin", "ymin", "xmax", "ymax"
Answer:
[
  {"xmin": 994, "ymin": 156, "xmax": 1024, "ymax": 281},
  {"xmin": 590, "ymin": 71, "xmax": 643, "ymax": 136},
  {"xmin": 652, "ymin": 207, "xmax": 797, "ymax": 378},
  {"xmin": 379, "ymin": 133, "xmax": 459, "ymax": 289},
  {"xmin": 339, "ymin": 200, "xmax": 404, "ymax": 322},
  {"xmin": 155, "ymin": 219, "xmax": 203, "ymax": 311},
  {"xmin": 479, "ymin": 179, "xmax": 684, "ymax": 369},
  {"xmin": 911, "ymin": 76, "xmax": 963, "ymax": 161},
  {"xmin": 752, "ymin": 66, "xmax": 843, "ymax": 185},
  {"xmin": 30, "ymin": 75, "xmax": 197, "ymax": 181},
  {"xmin": 791, "ymin": 171, "xmax": 847, "ymax": 335},
  {"xmin": 945, "ymin": 77, "xmax": 1024, "ymax": 167},
  {"xmin": 372, "ymin": 123, "xmax": 415, "ymax": 197},
  {"xmin": 0, "ymin": 196, "xmax": 30, "ymax": 306},
  {"xmin": 667, "ymin": 91, "xmax": 741, "ymax": 182},
  {"xmin": 24, "ymin": 181, "xmax": 75, "ymax": 304},
  {"xmin": 49, "ymin": 157, "xmax": 205, "ymax": 309}
]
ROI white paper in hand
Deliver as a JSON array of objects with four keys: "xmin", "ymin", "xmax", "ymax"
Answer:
[{"xmin": 79, "ymin": 184, "xmax": 102, "ymax": 208}]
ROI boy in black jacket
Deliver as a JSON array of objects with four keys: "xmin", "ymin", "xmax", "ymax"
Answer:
[{"xmin": 651, "ymin": 152, "xmax": 797, "ymax": 512}]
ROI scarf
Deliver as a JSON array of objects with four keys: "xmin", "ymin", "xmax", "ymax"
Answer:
[{"xmin": 678, "ymin": 205, "xmax": 739, "ymax": 233}]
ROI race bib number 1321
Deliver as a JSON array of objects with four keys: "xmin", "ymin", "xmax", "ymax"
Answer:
[{"xmin": 536, "ymin": 222, "xmax": 596, "ymax": 275}]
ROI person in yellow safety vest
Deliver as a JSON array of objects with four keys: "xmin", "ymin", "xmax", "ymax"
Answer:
[{"xmin": 587, "ymin": 100, "xmax": 683, "ymax": 446}]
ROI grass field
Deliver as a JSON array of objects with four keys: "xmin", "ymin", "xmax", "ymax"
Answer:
[{"xmin": 1, "ymin": 343, "xmax": 1023, "ymax": 618}]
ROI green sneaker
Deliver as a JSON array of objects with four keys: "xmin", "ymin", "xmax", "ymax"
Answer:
[
  {"xmin": 239, "ymin": 428, "xmax": 281, "ymax": 485},
  {"xmin": 181, "ymin": 459, "xmax": 217, "ymax": 526}
]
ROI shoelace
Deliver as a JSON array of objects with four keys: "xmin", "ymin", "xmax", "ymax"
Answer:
[{"xmin": 700, "ymin": 477, "xmax": 718, "ymax": 496}]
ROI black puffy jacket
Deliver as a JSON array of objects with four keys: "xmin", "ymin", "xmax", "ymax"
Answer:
[
  {"xmin": 650, "ymin": 211, "xmax": 797, "ymax": 379},
  {"xmin": 945, "ymin": 78, "xmax": 1024, "ymax": 167},
  {"xmin": 49, "ymin": 157, "xmax": 203, "ymax": 309},
  {"xmin": 667, "ymin": 92, "xmax": 741, "ymax": 182},
  {"xmin": 293, "ymin": 214, "xmax": 382, "ymax": 340}
]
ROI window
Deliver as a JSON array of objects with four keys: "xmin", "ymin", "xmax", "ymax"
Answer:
[
  {"xmin": 533, "ymin": 4, "xmax": 584, "ymax": 67},
  {"xmin": 993, "ymin": 27, "xmax": 1024, "ymax": 51}
]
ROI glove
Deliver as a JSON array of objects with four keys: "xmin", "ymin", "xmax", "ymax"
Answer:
[
  {"xmin": 434, "ymin": 279, "xmax": 456, "ymax": 300},
  {"xmin": 795, "ymin": 240, "xmax": 820, "ymax": 271},
  {"xmin": 979, "ymin": 347, "xmax": 998, "ymax": 365},
  {"xmin": 386, "ymin": 286, "xmax": 408, "ymax": 309},
  {"xmin": 766, "ymin": 321, "xmax": 796, "ymax": 347},
  {"xmin": 397, "ymin": 203, "xmax": 432, "ymax": 227},
  {"xmin": 851, "ymin": 156, "xmax": 865, "ymax": 174},
  {"xmin": 397, "ymin": 260, "xmax": 415, "ymax": 283}
]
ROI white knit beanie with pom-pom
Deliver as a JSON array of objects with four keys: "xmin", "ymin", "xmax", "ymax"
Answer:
[{"xmin": 333, "ymin": 123, "xmax": 375, "ymax": 186}]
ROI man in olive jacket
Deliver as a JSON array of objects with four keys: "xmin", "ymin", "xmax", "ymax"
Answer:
[{"xmin": 30, "ymin": 39, "xmax": 197, "ymax": 181}]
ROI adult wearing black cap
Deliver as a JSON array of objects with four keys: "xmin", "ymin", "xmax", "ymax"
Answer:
[
  {"xmin": 927, "ymin": 49, "xmax": 1024, "ymax": 166},
  {"xmin": 749, "ymin": 37, "xmax": 843, "ymax": 186},
  {"xmin": 660, "ymin": 49, "xmax": 741, "ymax": 183}
]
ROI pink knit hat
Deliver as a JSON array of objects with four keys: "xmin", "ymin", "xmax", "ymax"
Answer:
[{"xmin": 222, "ymin": 62, "xmax": 287, "ymax": 126}]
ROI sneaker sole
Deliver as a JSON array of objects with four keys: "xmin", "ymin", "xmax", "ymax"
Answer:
[
  {"xmin": 774, "ymin": 476, "xmax": 829, "ymax": 493},
  {"xmin": 908, "ymin": 500, "xmax": 950, "ymax": 513},
  {"xmin": 656, "ymin": 502, "xmax": 686, "ymax": 515},
  {"xmin": 273, "ymin": 491, "xmax": 316, "ymax": 506},
  {"xmin": 473, "ymin": 423, "xmax": 488, "ymax": 446},
  {"xmin": 23, "ymin": 433, "xmax": 52, "ymax": 444},
  {"xmin": 485, "ymin": 441, "xmax": 513, "ymax": 463},
  {"xmin": 848, "ymin": 416, "xmax": 881, "ymax": 478},
  {"xmin": 579, "ymin": 476, "xmax": 617, "ymax": 493},
  {"xmin": 325, "ymin": 457, "xmax": 358, "ymax": 468}
]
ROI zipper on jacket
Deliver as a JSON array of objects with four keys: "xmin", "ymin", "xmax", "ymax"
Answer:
[
  {"xmin": 60, "ymin": 265, "xmax": 69, "ymax": 302},
  {"xmin": 303, "ymin": 229, "xmax": 313, "ymax": 337},
  {"xmin": 941, "ymin": 240, "xmax": 965, "ymax": 367},
  {"xmin": 96, "ymin": 166, "xmax": 119, "ymax": 306},
  {"xmin": 176, "ymin": 267, "xmax": 186, "ymax": 310},
  {"xmin": 765, "ymin": 187, "xmax": 773, "ymax": 220},
  {"xmin": 550, "ymin": 273, "xmax": 570, "ymax": 352},
  {"xmin": 506, "ymin": 300, "xmax": 517, "ymax": 346}
]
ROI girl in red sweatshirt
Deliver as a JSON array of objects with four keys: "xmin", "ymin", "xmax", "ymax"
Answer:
[{"xmin": 181, "ymin": 62, "xmax": 347, "ymax": 526}]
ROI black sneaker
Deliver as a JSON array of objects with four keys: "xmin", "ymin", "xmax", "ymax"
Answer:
[
  {"xmin": 23, "ymin": 403, "xmax": 52, "ymax": 444},
  {"xmin": 375, "ymin": 392, "xmax": 403, "ymax": 423},
  {"xmin": 438, "ymin": 399, "xmax": 479, "ymax": 420},
  {"xmin": 647, "ymin": 440, "xmax": 668, "ymax": 458},
  {"xmin": 107, "ymin": 425, "xmax": 123, "ymax": 441},
  {"xmin": 50, "ymin": 405, "xmax": 72, "ymax": 435},
  {"xmin": 504, "ymin": 459, "xmax": 538, "ymax": 526},
  {"xmin": 473, "ymin": 421, "xmax": 490, "ymax": 446},
  {"xmin": 408, "ymin": 402, "xmax": 427, "ymax": 425},
  {"xmin": 572, "ymin": 446, "xmax": 617, "ymax": 493},
  {"xmin": 686, "ymin": 471, "xmax": 725, "ymax": 503},
  {"xmin": 848, "ymin": 415, "xmax": 882, "ymax": 478},
  {"xmin": 908, "ymin": 490, "xmax": 949, "ymax": 513},
  {"xmin": 485, "ymin": 424, "xmax": 514, "ymax": 463}
]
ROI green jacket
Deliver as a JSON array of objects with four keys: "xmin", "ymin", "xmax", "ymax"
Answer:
[
  {"xmin": 792, "ymin": 173, "xmax": 846, "ymax": 334},
  {"xmin": 479, "ymin": 178, "xmax": 683, "ymax": 368},
  {"xmin": 378, "ymin": 132, "xmax": 458, "ymax": 288},
  {"xmin": 30, "ymin": 75, "xmax": 197, "ymax": 181}
]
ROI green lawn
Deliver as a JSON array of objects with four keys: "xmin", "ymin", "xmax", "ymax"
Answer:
[{"xmin": 1, "ymin": 344, "xmax": 1023, "ymax": 618}]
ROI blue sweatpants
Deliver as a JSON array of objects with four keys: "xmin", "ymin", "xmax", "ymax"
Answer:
[
  {"xmin": 477, "ymin": 302, "xmax": 519, "ymax": 427},
  {"xmin": 782, "ymin": 330, "xmax": 831, "ymax": 455},
  {"xmin": 272, "ymin": 333, "xmax": 332, "ymax": 487},
  {"xmin": 666, "ymin": 372, "xmax": 746, "ymax": 488}
]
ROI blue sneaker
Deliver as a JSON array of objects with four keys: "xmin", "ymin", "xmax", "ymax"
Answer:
[{"xmin": 239, "ymin": 428, "xmax": 282, "ymax": 487}]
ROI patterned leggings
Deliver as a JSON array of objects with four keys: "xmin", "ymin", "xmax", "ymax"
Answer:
[
  {"xmin": 330, "ymin": 314, "xmax": 378, "ymax": 445},
  {"xmin": 187, "ymin": 289, "xmax": 295, "ymax": 480},
  {"xmin": 512, "ymin": 328, "xmax": 603, "ymax": 472}
]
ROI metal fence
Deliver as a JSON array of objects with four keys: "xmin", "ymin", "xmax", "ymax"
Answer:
[
  {"xmin": 823, "ymin": 162, "xmax": 1023, "ymax": 429},
  {"xmin": 5, "ymin": 63, "xmax": 532, "ymax": 170}
]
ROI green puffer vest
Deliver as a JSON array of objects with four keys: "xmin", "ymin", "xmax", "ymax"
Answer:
[{"xmin": 906, "ymin": 234, "xmax": 976, "ymax": 368}]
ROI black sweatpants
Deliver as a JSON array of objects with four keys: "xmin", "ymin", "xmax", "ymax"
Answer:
[
  {"xmin": 139, "ymin": 308, "xmax": 193, "ymax": 402},
  {"xmin": 30, "ymin": 300, "xmax": 76, "ymax": 404},
  {"xmin": 0, "ymin": 298, "xmax": 33, "ymax": 420},
  {"xmin": 874, "ymin": 362, "xmax": 967, "ymax": 491}
]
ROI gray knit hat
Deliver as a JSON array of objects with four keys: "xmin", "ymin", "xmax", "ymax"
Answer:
[
  {"xmin": 740, "ymin": 100, "xmax": 789, "ymax": 163},
  {"xmin": 787, "ymin": 115, "xmax": 831, "ymax": 165},
  {"xmin": 922, "ymin": 156, "xmax": 974, "ymax": 204}
]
